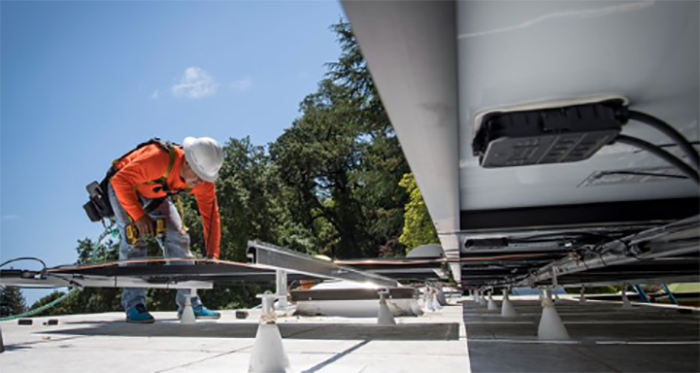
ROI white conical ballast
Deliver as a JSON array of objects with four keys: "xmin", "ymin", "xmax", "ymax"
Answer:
[
  {"xmin": 487, "ymin": 293, "xmax": 498, "ymax": 311},
  {"xmin": 435, "ymin": 285, "xmax": 448, "ymax": 306},
  {"xmin": 424, "ymin": 288, "xmax": 437, "ymax": 312},
  {"xmin": 432, "ymin": 287, "xmax": 443, "ymax": 311},
  {"xmin": 249, "ymin": 292, "xmax": 291, "ymax": 373},
  {"xmin": 501, "ymin": 291, "xmax": 518, "ymax": 317},
  {"xmin": 537, "ymin": 298, "xmax": 570, "ymax": 340},
  {"xmin": 478, "ymin": 291, "xmax": 487, "ymax": 306},
  {"xmin": 180, "ymin": 297, "xmax": 196, "ymax": 325},
  {"xmin": 249, "ymin": 323, "xmax": 290, "ymax": 372},
  {"xmin": 377, "ymin": 290, "xmax": 397, "ymax": 325}
]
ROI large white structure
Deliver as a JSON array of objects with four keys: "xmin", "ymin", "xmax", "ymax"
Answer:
[{"xmin": 342, "ymin": 0, "xmax": 699, "ymax": 289}]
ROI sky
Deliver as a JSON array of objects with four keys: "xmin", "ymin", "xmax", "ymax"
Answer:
[{"xmin": 1, "ymin": 0, "xmax": 346, "ymax": 305}]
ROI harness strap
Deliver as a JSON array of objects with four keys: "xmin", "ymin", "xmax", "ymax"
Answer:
[
  {"xmin": 162, "ymin": 146, "xmax": 177, "ymax": 181},
  {"xmin": 174, "ymin": 195, "xmax": 189, "ymax": 232},
  {"xmin": 140, "ymin": 146, "xmax": 178, "ymax": 196}
]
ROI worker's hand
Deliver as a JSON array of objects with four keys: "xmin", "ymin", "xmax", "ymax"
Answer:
[{"xmin": 134, "ymin": 215, "xmax": 155, "ymax": 238}]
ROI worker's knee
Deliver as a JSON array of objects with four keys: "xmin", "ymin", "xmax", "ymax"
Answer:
[{"xmin": 165, "ymin": 230, "xmax": 191, "ymax": 258}]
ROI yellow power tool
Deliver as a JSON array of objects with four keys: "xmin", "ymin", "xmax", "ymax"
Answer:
[{"xmin": 125, "ymin": 219, "xmax": 166, "ymax": 246}]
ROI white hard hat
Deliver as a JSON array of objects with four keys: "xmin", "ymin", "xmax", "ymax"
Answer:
[{"xmin": 182, "ymin": 137, "xmax": 224, "ymax": 182}]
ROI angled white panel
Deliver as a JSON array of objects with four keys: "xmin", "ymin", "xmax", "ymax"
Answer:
[{"xmin": 341, "ymin": 0, "xmax": 462, "ymax": 279}]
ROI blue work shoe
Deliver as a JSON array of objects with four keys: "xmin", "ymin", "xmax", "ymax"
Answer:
[
  {"xmin": 179, "ymin": 304, "xmax": 221, "ymax": 320},
  {"xmin": 126, "ymin": 304, "xmax": 155, "ymax": 324}
]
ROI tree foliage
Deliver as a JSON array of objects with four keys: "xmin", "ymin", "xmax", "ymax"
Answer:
[
  {"xmin": 0, "ymin": 286, "xmax": 27, "ymax": 317},
  {"xmin": 270, "ymin": 22, "xmax": 409, "ymax": 259},
  {"xmin": 398, "ymin": 173, "xmax": 439, "ymax": 252}
]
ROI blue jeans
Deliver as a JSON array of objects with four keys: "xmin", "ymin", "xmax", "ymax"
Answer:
[{"xmin": 108, "ymin": 184, "xmax": 202, "ymax": 312}]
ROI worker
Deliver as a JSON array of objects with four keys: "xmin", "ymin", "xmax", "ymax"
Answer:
[{"xmin": 107, "ymin": 137, "xmax": 223, "ymax": 323}]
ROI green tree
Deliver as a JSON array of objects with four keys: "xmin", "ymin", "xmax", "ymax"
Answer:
[
  {"xmin": 398, "ymin": 173, "xmax": 439, "ymax": 252},
  {"xmin": 29, "ymin": 290, "xmax": 75, "ymax": 316},
  {"xmin": 30, "ymin": 291, "xmax": 67, "ymax": 310},
  {"xmin": 328, "ymin": 22, "xmax": 411, "ymax": 257},
  {"xmin": 271, "ymin": 80, "xmax": 368, "ymax": 259},
  {"xmin": 270, "ymin": 22, "xmax": 409, "ymax": 259},
  {"xmin": 76, "ymin": 236, "xmax": 119, "ymax": 265},
  {"xmin": 0, "ymin": 286, "xmax": 27, "ymax": 317}
]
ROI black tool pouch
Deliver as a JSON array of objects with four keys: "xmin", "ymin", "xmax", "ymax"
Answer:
[
  {"xmin": 83, "ymin": 197, "xmax": 103, "ymax": 222},
  {"xmin": 83, "ymin": 171, "xmax": 116, "ymax": 222}
]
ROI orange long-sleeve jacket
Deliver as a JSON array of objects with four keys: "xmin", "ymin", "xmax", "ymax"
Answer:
[{"xmin": 110, "ymin": 144, "xmax": 221, "ymax": 259}]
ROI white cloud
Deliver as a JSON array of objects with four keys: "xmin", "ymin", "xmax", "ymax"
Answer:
[
  {"xmin": 171, "ymin": 67, "xmax": 218, "ymax": 99},
  {"xmin": 150, "ymin": 90, "xmax": 160, "ymax": 99},
  {"xmin": 232, "ymin": 76, "xmax": 253, "ymax": 93},
  {"xmin": 2, "ymin": 214, "xmax": 19, "ymax": 220}
]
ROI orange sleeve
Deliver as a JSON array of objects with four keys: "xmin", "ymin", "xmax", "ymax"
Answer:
[
  {"xmin": 110, "ymin": 147, "xmax": 170, "ymax": 222},
  {"xmin": 191, "ymin": 182, "xmax": 221, "ymax": 259}
]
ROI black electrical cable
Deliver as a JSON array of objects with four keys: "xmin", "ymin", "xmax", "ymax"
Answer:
[
  {"xmin": 616, "ymin": 134, "xmax": 700, "ymax": 184},
  {"xmin": 627, "ymin": 110, "xmax": 700, "ymax": 171},
  {"xmin": 600, "ymin": 171, "xmax": 688, "ymax": 180},
  {"xmin": 510, "ymin": 231, "xmax": 630, "ymax": 244},
  {"xmin": 45, "ymin": 273, "xmax": 83, "ymax": 289},
  {"xmin": 0, "ymin": 257, "xmax": 47, "ymax": 271},
  {"xmin": 631, "ymin": 141, "xmax": 700, "ymax": 153}
]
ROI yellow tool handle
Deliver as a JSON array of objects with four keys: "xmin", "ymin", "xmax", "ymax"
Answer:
[
  {"xmin": 125, "ymin": 224, "xmax": 139, "ymax": 246},
  {"xmin": 156, "ymin": 219, "xmax": 166, "ymax": 239}
]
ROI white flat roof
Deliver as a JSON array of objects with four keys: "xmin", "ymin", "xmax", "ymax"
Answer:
[{"xmin": 0, "ymin": 304, "xmax": 469, "ymax": 373}]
